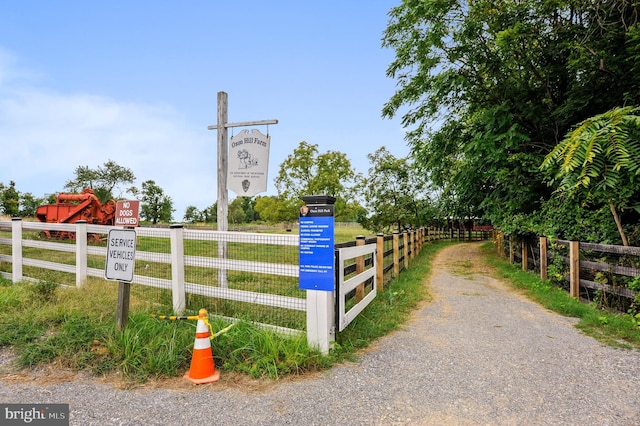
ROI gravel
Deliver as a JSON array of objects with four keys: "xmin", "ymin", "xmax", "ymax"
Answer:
[{"xmin": 2, "ymin": 243, "xmax": 639, "ymax": 425}]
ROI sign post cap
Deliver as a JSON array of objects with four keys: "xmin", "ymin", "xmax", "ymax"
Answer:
[{"xmin": 301, "ymin": 195, "xmax": 336, "ymax": 205}]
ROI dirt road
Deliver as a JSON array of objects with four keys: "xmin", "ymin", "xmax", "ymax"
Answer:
[{"xmin": 1, "ymin": 242, "xmax": 640, "ymax": 425}]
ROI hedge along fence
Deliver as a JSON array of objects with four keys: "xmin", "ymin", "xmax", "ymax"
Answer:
[{"xmin": 496, "ymin": 234, "xmax": 640, "ymax": 312}]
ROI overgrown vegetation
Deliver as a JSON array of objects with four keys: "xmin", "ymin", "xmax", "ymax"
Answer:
[
  {"xmin": 480, "ymin": 243, "xmax": 640, "ymax": 350},
  {"xmin": 0, "ymin": 242, "xmax": 450, "ymax": 383},
  {"xmin": 383, "ymin": 0, "xmax": 640, "ymax": 243}
]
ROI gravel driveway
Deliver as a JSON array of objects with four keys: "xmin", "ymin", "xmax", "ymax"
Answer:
[{"xmin": 2, "ymin": 242, "xmax": 639, "ymax": 425}]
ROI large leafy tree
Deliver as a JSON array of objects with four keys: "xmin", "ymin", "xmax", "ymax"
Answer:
[
  {"xmin": 19, "ymin": 192, "xmax": 44, "ymax": 217},
  {"xmin": 541, "ymin": 106, "xmax": 640, "ymax": 245},
  {"xmin": 275, "ymin": 141, "xmax": 359, "ymax": 220},
  {"xmin": 65, "ymin": 159, "xmax": 135, "ymax": 202},
  {"xmin": 130, "ymin": 180, "xmax": 174, "ymax": 224},
  {"xmin": 253, "ymin": 195, "xmax": 295, "ymax": 224},
  {"xmin": 382, "ymin": 0, "xmax": 640, "ymax": 230},
  {"xmin": 183, "ymin": 205, "xmax": 203, "ymax": 224},
  {"xmin": 358, "ymin": 147, "xmax": 432, "ymax": 232},
  {"xmin": 227, "ymin": 197, "xmax": 257, "ymax": 224}
]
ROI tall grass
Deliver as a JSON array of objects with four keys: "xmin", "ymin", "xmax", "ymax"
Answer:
[{"xmin": 0, "ymin": 240, "xmax": 452, "ymax": 383}]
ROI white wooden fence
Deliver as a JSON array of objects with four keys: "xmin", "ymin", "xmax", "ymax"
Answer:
[
  {"xmin": 0, "ymin": 219, "xmax": 382, "ymax": 354},
  {"xmin": 336, "ymin": 244, "xmax": 377, "ymax": 332}
]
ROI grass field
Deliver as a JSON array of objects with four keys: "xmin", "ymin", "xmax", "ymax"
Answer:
[{"xmin": 0, "ymin": 220, "xmax": 449, "ymax": 382}]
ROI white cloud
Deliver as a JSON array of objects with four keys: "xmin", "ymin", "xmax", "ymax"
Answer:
[{"xmin": 0, "ymin": 53, "xmax": 217, "ymax": 220}]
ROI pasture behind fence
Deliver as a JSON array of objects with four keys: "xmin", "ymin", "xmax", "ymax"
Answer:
[
  {"xmin": 0, "ymin": 219, "xmax": 303, "ymax": 336},
  {"xmin": 1, "ymin": 219, "xmax": 491, "ymax": 352}
]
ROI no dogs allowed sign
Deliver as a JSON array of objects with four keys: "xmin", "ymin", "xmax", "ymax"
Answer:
[{"xmin": 105, "ymin": 229, "xmax": 136, "ymax": 282}]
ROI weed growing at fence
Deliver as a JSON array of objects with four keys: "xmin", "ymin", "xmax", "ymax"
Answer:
[
  {"xmin": 0, "ymin": 238, "xmax": 454, "ymax": 383},
  {"xmin": 480, "ymin": 243, "xmax": 640, "ymax": 350},
  {"xmin": 0, "ymin": 277, "xmax": 329, "ymax": 382}
]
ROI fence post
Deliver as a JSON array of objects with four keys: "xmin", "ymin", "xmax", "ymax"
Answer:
[
  {"xmin": 410, "ymin": 231, "xmax": 415, "ymax": 260},
  {"xmin": 540, "ymin": 237, "xmax": 548, "ymax": 281},
  {"xmin": 376, "ymin": 233, "xmax": 384, "ymax": 291},
  {"xmin": 306, "ymin": 290, "xmax": 334, "ymax": 355},
  {"xmin": 170, "ymin": 224, "xmax": 186, "ymax": 314},
  {"xmin": 11, "ymin": 218, "xmax": 22, "ymax": 283},
  {"xmin": 355, "ymin": 236, "xmax": 365, "ymax": 302},
  {"xmin": 75, "ymin": 221, "xmax": 88, "ymax": 287},
  {"xmin": 393, "ymin": 232, "xmax": 400, "ymax": 278},
  {"xmin": 522, "ymin": 242, "xmax": 528, "ymax": 271},
  {"xmin": 509, "ymin": 237, "xmax": 514, "ymax": 264},
  {"xmin": 569, "ymin": 240, "xmax": 579, "ymax": 298},
  {"xmin": 403, "ymin": 232, "xmax": 409, "ymax": 270}
]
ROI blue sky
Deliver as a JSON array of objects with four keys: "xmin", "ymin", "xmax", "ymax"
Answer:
[{"xmin": 0, "ymin": 1, "xmax": 409, "ymax": 220}]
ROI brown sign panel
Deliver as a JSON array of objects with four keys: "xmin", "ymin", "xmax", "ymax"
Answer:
[{"xmin": 115, "ymin": 200, "xmax": 140, "ymax": 227}]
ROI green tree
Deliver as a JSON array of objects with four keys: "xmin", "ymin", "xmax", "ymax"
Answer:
[
  {"xmin": 0, "ymin": 181, "xmax": 20, "ymax": 217},
  {"xmin": 235, "ymin": 196, "xmax": 257, "ymax": 222},
  {"xmin": 228, "ymin": 198, "xmax": 246, "ymax": 224},
  {"xmin": 130, "ymin": 180, "xmax": 174, "ymax": 224},
  {"xmin": 65, "ymin": 159, "xmax": 135, "ymax": 203},
  {"xmin": 382, "ymin": 0, "xmax": 640, "ymax": 232},
  {"xmin": 183, "ymin": 205, "xmax": 203, "ymax": 223},
  {"xmin": 199, "ymin": 203, "xmax": 216, "ymax": 223},
  {"xmin": 254, "ymin": 196, "xmax": 277, "ymax": 223},
  {"xmin": 358, "ymin": 147, "xmax": 431, "ymax": 232},
  {"xmin": 275, "ymin": 141, "xmax": 359, "ymax": 220},
  {"xmin": 254, "ymin": 195, "xmax": 297, "ymax": 224},
  {"xmin": 541, "ymin": 106, "xmax": 640, "ymax": 246},
  {"xmin": 19, "ymin": 192, "xmax": 44, "ymax": 217}
]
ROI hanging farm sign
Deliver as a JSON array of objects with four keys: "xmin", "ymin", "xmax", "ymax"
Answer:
[{"xmin": 227, "ymin": 129, "xmax": 270, "ymax": 197}]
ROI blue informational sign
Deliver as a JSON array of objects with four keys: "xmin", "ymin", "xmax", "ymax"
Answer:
[{"xmin": 299, "ymin": 204, "xmax": 335, "ymax": 291}]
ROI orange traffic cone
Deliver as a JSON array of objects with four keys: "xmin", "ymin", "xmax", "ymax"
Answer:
[{"xmin": 184, "ymin": 308, "xmax": 220, "ymax": 384}]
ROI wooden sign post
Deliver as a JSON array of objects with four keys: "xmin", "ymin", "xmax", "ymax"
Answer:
[
  {"xmin": 207, "ymin": 91, "xmax": 277, "ymax": 287},
  {"xmin": 105, "ymin": 228, "xmax": 137, "ymax": 330}
]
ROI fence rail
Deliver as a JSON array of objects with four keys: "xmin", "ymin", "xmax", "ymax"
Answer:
[
  {"xmin": 497, "ymin": 234, "xmax": 640, "ymax": 312},
  {"xmin": 336, "ymin": 244, "xmax": 377, "ymax": 332},
  {"xmin": 1, "ymin": 219, "xmax": 491, "ymax": 352}
]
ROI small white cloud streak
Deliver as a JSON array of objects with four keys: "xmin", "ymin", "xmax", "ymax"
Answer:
[{"xmin": 0, "ymin": 54, "xmax": 217, "ymax": 219}]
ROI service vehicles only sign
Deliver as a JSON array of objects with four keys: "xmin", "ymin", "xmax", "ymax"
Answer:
[{"xmin": 105, "ymin": 229, "xmax": 136, "ymax": 282}]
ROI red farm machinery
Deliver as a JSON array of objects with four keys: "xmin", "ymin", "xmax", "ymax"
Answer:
[{"xmin": 35, "ymin": 188, "xmax": 116, "ymax": 241}]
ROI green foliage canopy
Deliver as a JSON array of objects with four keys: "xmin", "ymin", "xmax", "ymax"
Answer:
[
  {"xmin": 358, "ymin": 147, "xmax": 433, "ymax": 232},
  {"xmin": 382, "ymin": 0, "xmax": 640, "ymax": 233},
  {"xmin": 130, "ymin": 180, "xmax": 174, "ymax": 224},
  {"xmin": 65, "ymin": 159, "xmax": 135, "ymax": 203},
  {"xmin": 275, "ymin": 141, "xmax": 359, "ymax": 221},
  {"xmin": 541, "ymin": 106, "xmax": 640, "ymax": 245}
]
